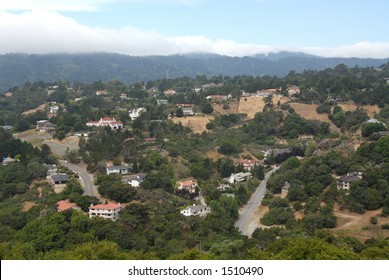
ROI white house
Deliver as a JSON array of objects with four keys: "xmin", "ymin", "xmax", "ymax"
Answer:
[
  {"xmin": 180, "ymin": 204, "xmax": 210, "ymax": 217},
  {"xmin": 106, "ymin": 165, "xmax": 131, "ymax": 175},
  {"xmin": 49, "ymin": 106, "xmax": 59, "ymax": 114},
  {"xmin": 228, "ymin": 172, "xmax": 252, "ymax": 184},
  {"xmin": 121, "ymin": 173, "xmax": 147, "ymax": 187},
  {"xmin": 86, "ymin": 117, "xmax": 123, "ymax": 130},
  {"xmin": 89, "ymin": 203, "xmax": 123, "ymax": 221},
  {"xmin": 287, "ymin": 86, "xmax": 301, "ymax": 95},
  {"xmin": 129, "ymin": 108, "xmax": 146, "ymax": 120}
]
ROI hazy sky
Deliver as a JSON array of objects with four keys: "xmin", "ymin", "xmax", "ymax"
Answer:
[{"xmin": 1, "ymin": 0, "xmax": 389, "ymax": 57}]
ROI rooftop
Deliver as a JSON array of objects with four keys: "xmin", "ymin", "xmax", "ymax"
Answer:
[{"xmin": 89, "ymin": 203, "xmax": 123, "ymax": 210}]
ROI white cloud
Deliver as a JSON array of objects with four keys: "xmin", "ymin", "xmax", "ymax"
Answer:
[
  {"xmin": 0, "ymin": 0, "xmax": 118, "ymax": 12},
  {"xmin": 0, "ymin": 0, "xmax": 203, "ymax": 11},
  {"xmin": 0, "ymin": 10, "xmax": 388, "ymax": 58}
]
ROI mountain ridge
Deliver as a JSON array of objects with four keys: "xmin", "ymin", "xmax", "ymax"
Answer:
[{"xmin": 1, "ymin": 52, "xmax": 388, "ymax": 93}]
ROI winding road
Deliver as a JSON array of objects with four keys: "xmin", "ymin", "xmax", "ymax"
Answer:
[
  {"xmin": 59, "ymin": 160, "xmax": 98, "ymax": 197},
  {"xmin": 235, "ymin": 166, "xmax": 279, "ymax": 236}
]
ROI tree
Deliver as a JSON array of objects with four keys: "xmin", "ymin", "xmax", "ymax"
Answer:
[
  {"xmin": 201, "ymin": 103, "xmax": 214, "ymax": 114},
  {"xmin": 175, "ymin": 108, "xmax": 184, "ymax": 118}
]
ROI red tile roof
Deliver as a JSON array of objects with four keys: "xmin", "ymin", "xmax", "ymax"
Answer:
[
  {"xmin": 57, "ymin": 200, "xmax": 79, "ymax": 211},
  {"xmin": 89, "ymin": 203, "xmax": 122, "ymax": 210}
]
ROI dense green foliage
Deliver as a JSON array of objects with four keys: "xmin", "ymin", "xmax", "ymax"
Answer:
[{"xmin": 2, "ymin": 62, "xmax": 389, "ymax": 260}]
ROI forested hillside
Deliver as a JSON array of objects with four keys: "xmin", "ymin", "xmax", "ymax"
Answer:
[
  {"xmin": 1, "ymin": 52, "xmax": 388, "ymax": 93},
  {"xmin": 1, "ymin": 62, "xmax": 389, "ymax": 260}
]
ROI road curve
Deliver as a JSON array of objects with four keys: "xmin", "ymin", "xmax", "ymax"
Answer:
[
  {"xmin": 235, "ymin": 166, "xmax": 279, "ymax": 236},
  {"xmin": 58, "ymin": 160, "xmax": 98, "ymax": 197}
]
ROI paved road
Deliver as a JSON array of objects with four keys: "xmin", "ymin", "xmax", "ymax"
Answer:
[
  {"xmin": 235, "ymin": 166, "xmax": 279, "ymax": 236},
  {"xmin": 59, "ymin": 160, "xmax": 97, "ymax": 197}
]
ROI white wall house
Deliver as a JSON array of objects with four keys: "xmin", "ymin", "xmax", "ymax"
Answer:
[
  {"xmin": 180, "ymin": 204, "xmax": 210, "ymax": 217},
  {"xmin": 88, "ymin": 203, "xmax": 123, "ymax": 221},
  {"xmin": 86, "ymin": 117, "xmax": 123, "ymax": 130},
  {"xmin": 129, "ymin": 108, "xmax": 146, "ymax": 120},
  {"xmin": 106, "ymin": 166, "xmax": 131, "ymax": 175},
  {"xmin": 228, "ymin": 172, "xmax": 252, "ymax": 184}
]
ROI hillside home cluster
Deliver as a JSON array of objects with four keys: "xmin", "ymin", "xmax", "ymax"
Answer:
[{"xmin": 86, "ymin": 117, "xmax": 123, "ymax": 129}]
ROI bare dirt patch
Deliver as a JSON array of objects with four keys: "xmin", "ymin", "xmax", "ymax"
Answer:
[
  {"xmin": 43, "ymin": 136, "xmax": 79, "ymax": 157},
  {"xmin": 212, "ymin": 101, "xmax": 239, "ymax": 115},
  {"xmin": 22, "ymin": 103, "xmax": 48, "ymax": 115},
  {"xmin": 14, "ymin": 129, "xmax": 53, "ymax": 146},
  {"xmin": 22, "ymin": 202, "xmax": 37, "ymax": 212},
  {"xmin": 171, "ymin": 115, "xmax": 214, "ymax": 134}
]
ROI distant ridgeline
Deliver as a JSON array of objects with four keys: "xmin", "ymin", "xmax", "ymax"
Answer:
[{"xmin": 1, "ymin": 52, "xmax": 389, "ymax": 93}]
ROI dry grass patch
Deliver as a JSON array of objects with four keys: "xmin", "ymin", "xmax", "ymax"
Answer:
[
  {"xmin": 289, "ymin": 103, "xmax": 339, "ymax": 132},
  {"xmin": 22, "ymin": 202, "xmax": 37, "ymax": 212},
  {"xmin": 238, "ymin": 96, "xmax": 290, "ymax": 119},
  {"xmin": 331, "ymin": 206, "xmax": 389, "ymax": 241},
  {"xmin": 171, "ymin": 115, "xmax": 214, "ymax": 134},
  {"xmin": 338, "ymin": 102, "xmax": 380, "ymax": 118},
  {"xmin": 22, "ymin": 103, "xmax": 48, "ymax": 115}
]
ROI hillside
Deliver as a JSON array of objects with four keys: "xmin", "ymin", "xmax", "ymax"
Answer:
[{"xmin": 1, "ymin": 52, "xmax": 389, "ymax": 93}]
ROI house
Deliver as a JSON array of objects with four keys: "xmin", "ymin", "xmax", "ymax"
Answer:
[
  {"xmin": 287, "ymin": 86, "xmax": 301, "ymax": 95},
  {"xmin": 241, "ymin": 92, "xmax": 251, "ymax": 97},
  {"xmin": 156, "ymin": 99, "xmax": 169, "ymax": 105},
  {"xmin": 217, "ymin": 184, "xmax": 231, "ymax": 191},
  {"xmin": 96, "ymin": 90, "xmax": 108, "ymax": 96},
  {"xmin": 176, "ymin": 179, "xmax": 198, "ymax": 194},
  {"xmin": 106, "ymin": 165, "xmax": 131, "ymax": 175},
  {"xmin": 129, "ymin": 108, "xmax": 146, "ymax": 120},
  {"xmin": 148, "ymin": 87, "xmax": 159, "ymax": 93},
  {"xmin": 180, "ymin": 204, "xmax": 210, "ymax": 217},
  {"xmin": 281, "ymin": 181, "xmax": 291, "ymax": 197},
  {"xmin": 228, "ymin": 172, "xmax": 252, "ymax": 184},
  {"xmin": 176, "ymin": 104, "xmax": 195, "ymax": 116},
  {"xmin": 144, "ymin": 137, "xmax": 157, "ymax": 143},
  {"xmin": 163, "ymin": 89, "xmax": 176, "ymax": 95},
  {"xmin": 44, "ymin": 164, "xmax": 58, "ymax": 175},
  {"xmin": 36, "ymin": 120, "xmax": 55, "ymax": 132},
  {"xmin": 50, "ymin": 173, "xmax": 69, "ymax": 185},
  {"xmin": 4, "ymin": 92, "xmax": 13, "ymax": 97},
  {"xmin": 337, "ymin": 172, "xmax": 362, "ymax": 190},
  {"xmin": 49, "ymin": 105, "xmax": 59, "ymax": 114},
  {"xmin": 86, "ymin": 117, "xmax": 123, "ymax": 130},
  {"xmin": 372, "ymin": 131, "xmax": 389, "ymax": 138},
  {"xmin": 0, "ymin": 125, "xmax": 13, "ymax": 130},
  {"xmin": 57, "ymin": 200, "xmax": 81, "ymax": 212},
  {"xmin": 121, "ymin": 173, "xmax": 147, "ymax": 187},
  {"xmin": 120, "ymin": 93, "xmax": 128, "ymax": 100},
  {"xmin": 367, "ymin": 118, "xmax": 386, "ymax": 125},
  {"xmin": 239, "ymin": 159, "xmax": 259, "ymax": 171},
  {"xmin": 89, "ymin": 203, "xmax": 123, "ymax": 221},
  {"xmin": 1, "ymin": 156, "xmax": 16, "ymax": 166},
  {"xmin": 206, "ymin": 95, "xmax": 228, "ymax": 102}
]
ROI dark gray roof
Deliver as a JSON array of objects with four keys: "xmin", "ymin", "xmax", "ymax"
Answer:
[
  {"xmin": 338, "ymin": 175, "xmax": 361, "ymax": 183},
  {"xmin": 51, "ymin": 173, "xmax": 69, "ymax": 182}
]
